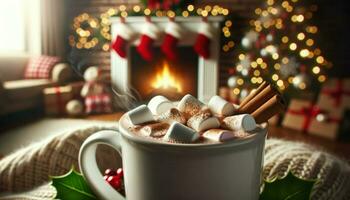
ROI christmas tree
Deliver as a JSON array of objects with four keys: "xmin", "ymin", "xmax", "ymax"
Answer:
[{"xmin": 228, "ymin": 0, "xmax": 331, "ymax": 100}]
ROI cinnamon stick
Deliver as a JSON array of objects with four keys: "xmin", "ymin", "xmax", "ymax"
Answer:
[
  {"xmin": 238, "ymin": 84, "xmax": 278, "ymax": 114},
  {"xmin": 251, "ymin": 95, "xmax": 285, "ymax": 124},
  {"xmin": 239, "ymin": 81, "xmax": 268, "ymax": 108}
]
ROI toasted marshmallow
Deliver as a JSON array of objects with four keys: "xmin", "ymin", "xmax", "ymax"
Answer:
[
  {"xmin": 163, "ymin": 122, "xmax": 200, "ymax": 143},
  {"xmin": 127, "ymin": 105, "xmax": 155, "ymax": 125},
  {"xmin": 140, "ymin": 122, "xmax": 169, "ymax": 137},
  {"xmin": 202, "ymin": 129, "xmax": 235, "ymax": 142},
  {"xmin": 232, "ymin": 130, "xmax": 251, "ymax": 138},
  {"xmin": 148, "ymin": 95, "xmax": 174, "ymax": 115},
  {"xmin": 157, "ymin": 108, "xmax": 186, "ymax": 124},
  {"xmin": 208, "ymin": 95, "xmax": 236, "ymax": 116},
  {"xmin": 187, "ymin": 110, "xmax": 220, "ymax": 132},
  {"xmin": 177, "ymin": 94, "xmax": 205, "ymax": 117},
  {"xmin": 223, "ymin": 114, "xmax": 256, "ymax": 131}
]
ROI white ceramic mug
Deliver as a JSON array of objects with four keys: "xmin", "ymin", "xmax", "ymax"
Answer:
[{"xmin": 79, "ymin": 114, "xmax": 267, "ymax": 200}]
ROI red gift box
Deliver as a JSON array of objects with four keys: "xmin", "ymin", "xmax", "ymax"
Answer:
[
  {"xmin": 282, "ymin": 99, "xmax": 341, "ymax": 139},
  {"xmin": 43, "ymin": 86, "xmax": 73, "ymax": 115},
  {"xmin": 318, "ymin": 78, "xmax": 350, "ymax": 111}
]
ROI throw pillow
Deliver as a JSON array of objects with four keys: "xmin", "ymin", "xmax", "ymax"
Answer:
[{"xmin": 24, "ymin": 56, "xmax": 61, "ymax": 79}]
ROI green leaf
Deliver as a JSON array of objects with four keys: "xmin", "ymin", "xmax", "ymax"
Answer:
[
  {"xmin": 51, "ymin": 167, "xmax": 97, "ymax": 200},
  {"xmin": 260, "ymin": 172, "xmax": 317, "ymax": 200}
]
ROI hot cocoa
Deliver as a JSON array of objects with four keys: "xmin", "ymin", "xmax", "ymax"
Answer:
[
  {"xmin": 127, "ymin": 96, "xmax": 246, "ymax": 144},
  {"xmin": 125, "ymin": 82, "xmax": 285, "ymax": 144}
]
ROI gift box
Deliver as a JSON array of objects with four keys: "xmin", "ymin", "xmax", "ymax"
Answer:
[
  {"xmin": 43, "ymin": 86, "xmax": 73, "ymax": 115},
  {"xmin": 308, "ymin": 112, "xmax": 342, "ymax": 140},
  {"xmin": 85, "ymin": 94, "xmax": 112, "ymax": 114},
  {"xmin": 282, "ymin": 99, "xmax": 313, "ymax": 132},
  {"xmin": 282, "ymin": 99, "xmax": 342, "ymax": 140},
  {"xmin": 317, "ymin": 78, "xmax": 350, "ymax": 111}
]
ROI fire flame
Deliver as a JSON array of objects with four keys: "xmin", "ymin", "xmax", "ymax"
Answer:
[{"xmin": 151, "ymin": 62, "xmax": 182, "ymax": 92}]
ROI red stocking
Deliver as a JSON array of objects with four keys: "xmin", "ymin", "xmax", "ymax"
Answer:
[
  {"xmin": 112, "ymin": 23, "xmax": 134, "ymax": 58},
  {"xmin": 161, "ymin": 21, "xmax": 182, "ymax": 61},
  {"xmin": 136, "ymin": 21, "xmax": 160, "ymax": 61},
  {"xmin": 194, "ymin": 21, "xmax": 213, "ymax": 59}
]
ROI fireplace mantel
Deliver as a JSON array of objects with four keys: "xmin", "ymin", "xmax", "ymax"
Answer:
[{"xmin": 110, "ymin": 16, "xmax": 223, "ymax": 109}]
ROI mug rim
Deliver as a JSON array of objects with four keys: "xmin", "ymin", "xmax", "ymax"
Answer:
[{"xmin": 119, "ymin": 114, "xmax": 268, "ymax": 149}]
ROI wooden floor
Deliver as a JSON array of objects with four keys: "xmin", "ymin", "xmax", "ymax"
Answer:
[{"xmin": 88, "ymin": 112, "xmax": 350, "ymax": 160}]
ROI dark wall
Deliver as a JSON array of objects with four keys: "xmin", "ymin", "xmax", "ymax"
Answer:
[
  {"xmin": 64, "ymin": 0, "xmax": 350, "ymax": 79},
  {"xmin": 313, "ymin": 0, "xmax": 350, "ymax": 77}
]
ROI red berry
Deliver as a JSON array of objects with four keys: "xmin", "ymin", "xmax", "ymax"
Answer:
[
  {"xmin": 116, "ymin": 168, "xmax": 123, "ymax": 178},
  {"xmin": 104, "ymin": 175, "xmax": 109, "ymax": 180},
  {"xmin": 105, "ymin": 168, "xmax": 116, "ymax": 176},
  {"xmin": 106, "ymin": 176, "xmax": 114, "ymax": 183},
  {"xmin": 109, "ymin": 176, "xmax": 122, "ymax": 189}
]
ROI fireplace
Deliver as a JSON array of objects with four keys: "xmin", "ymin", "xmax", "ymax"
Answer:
[
  {"xmin": 130, "ymin": 46, "xmax": 198, "ymax": 101},
  {"xmin": 110, "ymin": 16, "xmax": 223, "ymax": 109}
]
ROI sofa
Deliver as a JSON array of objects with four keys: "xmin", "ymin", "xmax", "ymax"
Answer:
[{"xmin": 0, "ymin": 54, "xmax": 73, "ymax": 116}]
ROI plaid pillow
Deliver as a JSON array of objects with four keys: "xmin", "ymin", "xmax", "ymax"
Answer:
[{"xmin": 24, "ymin": 56, "xmax": 61, "ymax": 79}]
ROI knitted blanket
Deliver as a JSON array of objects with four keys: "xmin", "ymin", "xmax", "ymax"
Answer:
[{"xmin": 0, "ymin": 126, "xmax": 349, "ymax": 200}]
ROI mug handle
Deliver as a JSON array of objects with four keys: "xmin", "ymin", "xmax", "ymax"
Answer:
[{"xmin": 79, "ymin": 130, "xmax": 125, "ymax": 200}]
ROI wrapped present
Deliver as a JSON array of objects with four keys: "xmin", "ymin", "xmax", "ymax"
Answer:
[
  {"xmin": 85, "ymin": 94, "xmax": 112, "ymax": 114},
  {"xmin": 43, "ymin": 86, "xmax": 73, "ymax": 115},
  {"xmin": 308, "ymin": 111, "xmax": 342, "ymax": 140},
  {"xmin": 317, "ymin": 78, "xmax": 350, "ymax": 110},
  {"xmin": 283, "ymin": 99, "xmax": 342, "ymax": 139}
]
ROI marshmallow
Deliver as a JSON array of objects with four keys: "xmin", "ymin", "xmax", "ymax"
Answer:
[
  {"xmin": 187, "ymin": 109, "xmax": 220, "ymax": 132},
  {"xmin": 157, "ymin": 108, "xmax": 186, "ymax": 124},
  {"xmin": 223, "ymin": 114, "xmax": 256, "ymax": 131},
  {"xmin": 232, "ymin": 130, "xmax": 251, "ymax": 138},
  {"xmin": 148, "ymin": 95, "xmax": 174, "ymax": 115},
  {"xmin": 163, "ymin": 122, "xmax": 200, "ymax": 143},
  {"xmin": 202, "ymin": 129, "xmax": 235, "ymax": 142},
  {"xmin": 177, "ymin": 94, "xmax": 205, "ymax": 117},
  {"xmin": 140, "ymin": 122, "xmax": 169, "ymax": 137},
  {"xmin": 208, "ymin": 95, "xmax": 236, "ymax": 116},
  {"xmin": 127, "ymin": 105, "xmax": 155, "ymax": 125}
]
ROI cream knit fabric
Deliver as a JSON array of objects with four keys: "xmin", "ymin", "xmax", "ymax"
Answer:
[
  {"xmin": 0, "ymin": 127, "xmax": 349, "ymax": 200},
  {"xmin": 0, "ymin": 126, "xmax": 120, "ymax": 196}
]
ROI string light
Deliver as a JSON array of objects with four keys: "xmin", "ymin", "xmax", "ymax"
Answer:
[
  {"xmin": 312, "ymin": 66, "xmax": 320, "ymax": 74},
  {"xmin": 144, "ymin": 8, "xmax": 151, "ymax": 15},
  {"xmin": 182, "ymin": 11, "xmax": 189, "ymax": 17},
  {"xmin": 297, "ymin": 32, "xmax": 305, "ymax": 40},
  {"xmin": 187, "ymin": 4, "xmax": 194, "ymax": 12},
  {"xmin": 282, "ymin": 36, "xmax": 289, "ymax": 43},
  {"xmin": 300, "ymin": 49, "xmax": 310, "ymax": 57},
  {"xmin": 306, "ymin": 39, "xmax": 314, "ymax": 46},
  {"xmin": 316, "ymin": 56, "xmax": 325, "ymax": 64},
  {"xmin": 237, "ymin": 78, "xmax": 244, "ymax": 85},
  {"xmin": 239, "ymin": 54, "xmax": 246, "ymax": 60},
  {"xmin": 318, "ymin": 75, "xmax": 326, "ymax": 82},
  {"xmin": 289, "ymin": 43, "xmax": 297, "ymax": 50},
  {"xmin": 272, "ymin": 74, "xmax": 279, "ymax": 81},
  {"xmin": 251, "ymin": 61, "xmax": 258, "ymax": 68},
  {"xmin": 133, "ymin": 5, "xmax": 141, "ymax": 12}
]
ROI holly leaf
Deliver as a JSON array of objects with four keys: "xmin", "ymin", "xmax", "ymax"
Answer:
[
  {"xmin": 51, "ymin": 167, "xmax": 97, "ymax": 200},
  {"xmin": 260, "ymin": 172, "xmax": 316, "ymax": 200}
]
